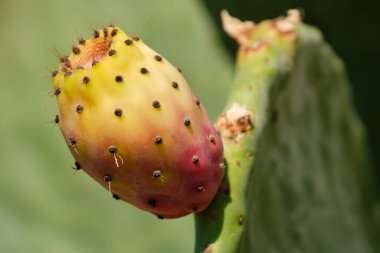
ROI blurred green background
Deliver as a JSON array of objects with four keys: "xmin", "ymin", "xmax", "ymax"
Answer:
[
  {"xmin": 0, "ymin": 0, "xmax": 232, "ymax": 252},
  {"xmin": 0, "ymin": 0, "xmax": 378, "ymax": 252}
]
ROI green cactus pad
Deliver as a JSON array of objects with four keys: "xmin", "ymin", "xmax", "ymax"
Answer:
[{"xmin": 195, "ymin": 10, "xmax": 380, "ymax": 253}]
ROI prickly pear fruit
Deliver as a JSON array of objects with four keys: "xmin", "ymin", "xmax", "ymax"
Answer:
[{"xmin": 52, "ymin": 26, "xmax": 224, "ymax": 219}]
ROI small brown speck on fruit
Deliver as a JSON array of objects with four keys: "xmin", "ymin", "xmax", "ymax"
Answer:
[
  {"xmin": 155, "ymin": 136, "xmax": 163, "ymax": 144},
  {"xmin": 115, "ymin": 75, "xmax": 123, "ymax": 82},
  {"xmin": 154, "ymin": 55, "xmax": 163, "ymax": 61},
  {"xmin": 69, "ymin": 138, "xmax": 76, "ymax": 147},
  {"xmin": 171, "ymin": 81, "xmax": 178, "ymax": 88},
  {"xmin": 72, "ymin": 47, "xmax": 80, "ymax": 55},
  {"xmin": 92, "ymin": 60, "xmax": 98, "ymax": 66},
  {"xmin": 64, "ymin": 61, "xmax": 71, "ymax": 68},
  {"xmin": 111, "ymin": 28, "xmax": 118, "ymax": 37},
  {"xmin": 114, "ymin": 108, "xmax": 123, "ymax": 117},
  {"xmin": 59, "ymin": 56, "xmax": 68, "ymax": 63},
  {"xmin": 192, "ymin": 156, "xmax": 199, "ymax": 164},
  {"xmin": 54, "ymin": 88, "xmax": 61, "ymax": 96},
  {"xmin": 125, "ymin": 39, "xmax": 133, "ymax": 45},
  {"xmin": 76, "ymin": 105, "xmax": 83, "ymax": 113},
  {"xmin": 103, "ymin": 27, "xmax": 108, "ymax": 37},
  {"xmin": 112, "ymin": 194, "xmax": 120, "ymax": 200},
  {"xmin": 103, "ymin": 175, "xmax": 112, "ymax": 182},
  {"xmin": 107, "ymin": 40, "xmax": 113, "ymax": 47},
  {"xmin": 184, "ymin": 118, "xmax": 191, "ymax": 126},
  {"xmin": 152, "ymin": 100, "xmax": 160, "ymax": 108},
  {"xmin": 83, "ymin": 76, "xmax": 90, "ymax": 84},
  {"xmin": 93, "ymin": 29, "xmax": 100, "ymax": 38},
  {"xmin": 148, "ymin": 198, "xmax": 157, "ymax": 207},
  {"xmin": 209, "ymin": 135, "xmax": 215, "ymax": 143},
  {"xmin": 195, "ymin": 97, "xmax": 200, "ymax": 105},
  {"xmin": 54, "ymin": 115, "xmax": 59, "ymax": 124},
  {"xmin": 78, "ymin": 38, "xmax": 86, "ymax": 45},
  {"xmin": 176, "ymin": 66, "xmax": 182, "ymax": 73},
  {"xmin": 196, "ymin": 186, "xmax": 204, "ymax": 192},
  {"xmin": 132, "ymin": 36, "xmax": 140, "ymax": 41},
  {"xmin": 74, "ymin": 161, "xmax": 81, "ymax": 170},
  {"xmin": 109, "ymin": 146, "xmax": 118, "ymax": 154},
  {"xmin": 152, "ymin": 170, "xmax": 161, "ymax": 178},
  {"xmin": 51, "ymin": 70, "xmax": 58, "ymax": 77},
  {"xmin": 140, "ymin": 67, "xmax": 149, "ymax": 74},
  {"xmin": 109, "ymin": 49, "xmax": 116, "ymax": 56}
]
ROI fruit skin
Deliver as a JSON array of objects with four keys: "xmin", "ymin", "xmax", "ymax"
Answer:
[{"xmin": 52, "ymin": 26, "xmax": 224, "ymax": 219}]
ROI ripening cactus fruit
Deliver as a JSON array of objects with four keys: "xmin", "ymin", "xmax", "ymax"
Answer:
[{"xmin": 51, "ymin": 26, "xmax": 224, "ymax": 219}]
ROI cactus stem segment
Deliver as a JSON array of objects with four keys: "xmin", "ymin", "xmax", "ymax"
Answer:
[{"xmin": 238, "ymin": 215, "xmax": 244, "ymax": 225}]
